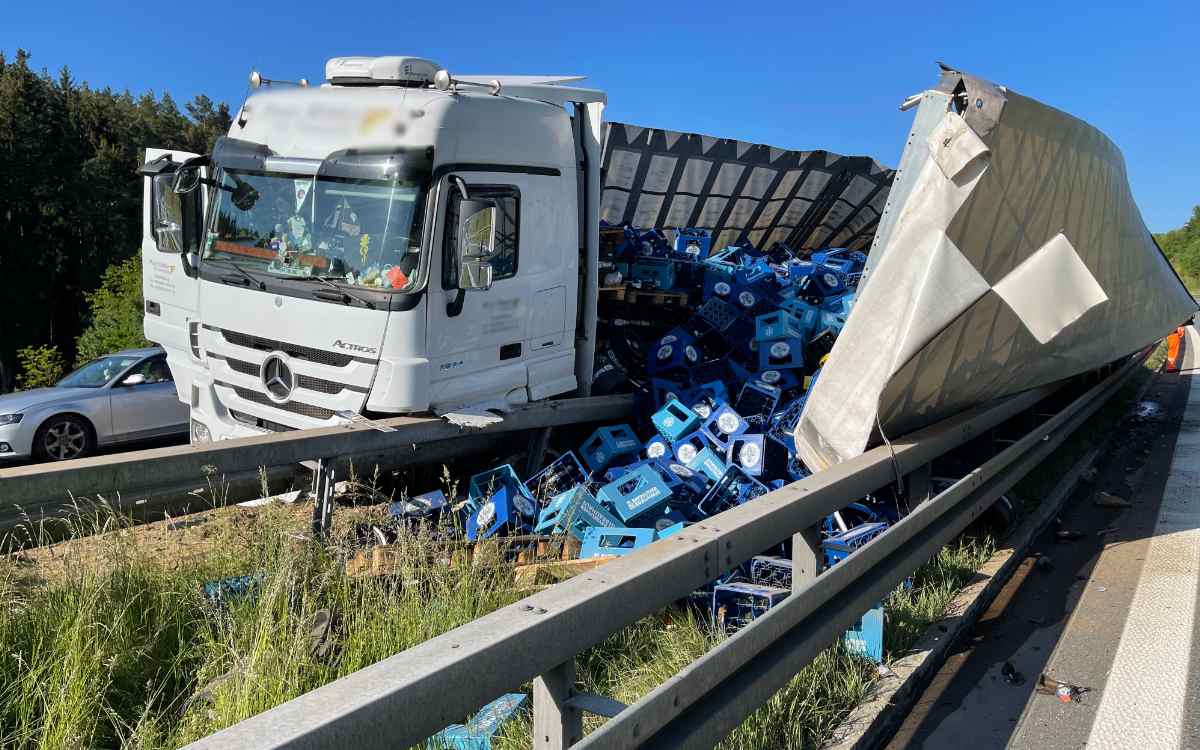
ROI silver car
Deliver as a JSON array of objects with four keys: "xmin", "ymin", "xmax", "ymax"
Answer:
[{"xmin": 0, "ymin": 347, "xmax": 189, "ymax": 462}]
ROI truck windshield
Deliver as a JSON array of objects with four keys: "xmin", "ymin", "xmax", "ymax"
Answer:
[{"xmin": 203, "ymin": 168, "xmax": 428, "ymax": 291}]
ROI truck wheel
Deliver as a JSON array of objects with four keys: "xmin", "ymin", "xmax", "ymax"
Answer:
[{"xmin": 35, "ymin": 415, "xmax": 95, "ymax": 461}]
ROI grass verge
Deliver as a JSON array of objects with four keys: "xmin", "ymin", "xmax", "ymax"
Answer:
[{"xmin": 0, "ymin": 495, "xmax": 994, "ymax": 750}]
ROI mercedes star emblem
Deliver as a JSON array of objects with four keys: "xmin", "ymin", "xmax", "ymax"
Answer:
[{"xmin": 260, "ymin": 352, "xmax": 295, "ymax": 403}]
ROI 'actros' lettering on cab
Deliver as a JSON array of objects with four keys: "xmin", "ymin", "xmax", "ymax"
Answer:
[{"xmin": 332, "ymin": 339, "xmax": 378, "ymax": 354}]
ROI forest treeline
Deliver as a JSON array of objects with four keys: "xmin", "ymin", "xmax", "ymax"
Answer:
[
  {"xmin": 0, "ymin": 49, "xmax": 229, "ymax": 390},
  {"xmin": 1156, "ymin": 206, "xmax": 1200, "ymax": 291}
]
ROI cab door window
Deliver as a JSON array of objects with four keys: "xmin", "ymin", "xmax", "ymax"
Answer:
[{"xmin": 442, "ymin": 185, "xmax": 519, "ymax": 289}]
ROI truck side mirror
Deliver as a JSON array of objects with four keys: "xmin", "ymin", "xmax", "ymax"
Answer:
[
  {"xmin": 457, "ymin": 200, "xmax": 497, "ymax": 291},
  {"xmin": 460, "ymin": 259, "xmax": 494, "ymax": 291},
  {"xmin": 172, "ymin": 166, "xmax": 202, "ymax": 194}
]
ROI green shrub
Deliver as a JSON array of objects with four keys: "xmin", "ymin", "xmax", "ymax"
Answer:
[
  {"xmin": 14, "ymin": 345, "xmax": 65, "ymax": 390},
  {"xmin": 75, "ymin": 256, "xmax": 150, "ymax": 367}
]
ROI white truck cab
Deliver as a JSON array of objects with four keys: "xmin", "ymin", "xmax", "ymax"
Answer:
[{"xmin": 141, "ymin": 57, "xmax": 605, "ymax": 441}]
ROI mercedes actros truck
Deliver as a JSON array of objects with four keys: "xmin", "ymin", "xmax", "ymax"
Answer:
[{"xmin": 141, "ymin": 56, "xmax": 607, "ymax": 443}]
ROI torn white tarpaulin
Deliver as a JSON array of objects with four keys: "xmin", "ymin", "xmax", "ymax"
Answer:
[{"xmin": 796, "ymin": 66, "xmax": 1196, "ymax": 471}]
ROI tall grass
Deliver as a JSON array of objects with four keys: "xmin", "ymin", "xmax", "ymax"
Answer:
[{"xmin": 0, "ymin": 497, "xmax": 996, "ymax": 750}]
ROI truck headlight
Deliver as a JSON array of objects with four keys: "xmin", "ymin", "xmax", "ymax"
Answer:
[
  {"xmin": 190, "ymin": 419, "xmax": 212, "ymax": 444},
  {"xmin": 0, "ymin": 413, "xmax": 23, "ymax": 426}
]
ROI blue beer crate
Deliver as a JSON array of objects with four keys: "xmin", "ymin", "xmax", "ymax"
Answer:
[
  {"xmin": 580, "ymin": 424, "xmax": 641, "ymax": 474},
  {"xmin": 644, "ymin": 434, "xmax": 672, "ymax": 462},
  {"xmin": 580, "ymin": 526, "xmax": 656, "ymax": 558},
  {"xmin": 758, "ymin": 338, "xmax": 805, "ymax": 371},
  {"xmin": 656, "ymin": 520, "xmax": 686, "ymax": 539},
  {"xmin": 649, "ymin": 378, "xmax": 689, "ymax": 410},
  {"xmin": 727, "ymin": 433, "xmax": 766, "ymax": 476},
  {"xmin": 534, "ymin": 486, "xmax": 622, "ymax": 540},
  {"xmin": 698, "ymin": 465, "xmax": 769, "ymax": 516},
  {"xmin": 524, "ymin": 451, "xmax": 588, "ymax": 503},
  {"xmin": 598, "ymin": 463, "xmax": 673, "ymax": 523},
  {"xmin": 701, "ymin": 402, "xmax": 749, "ymax": 450},
  {"xmin": 687, "ymin": 381, "xmax": 730, "ymax": 420},
  {"xmin": 468, "ymin": 464, "xmax": 536, "ymax": 520},
  {"xmin": 389, "ymin": 489, "xmax": 447, "ymax": 519},
  {"xmin": 844, "ymin": 603, "xmax": 884, "ymax": 663},
  {"xmin": 646, "ymin": 328, "xmax": 701, "ymax": 379},
  {"xmin": 695, "ymin": 296, "xmax": 741, "ymax": 333},
  {"xmin": 822, "ymin": 521, "xmax": 889, "ymax": 568},
  {"xmin": 749, "ymin": 555, "xmax": 793, "ymax": 589},
  {"xmin": 755, "ymin": 367, "xmax": 803, "ymax": 392},
  {"xmin": 467, "ymin": 484, "xmax": 529, "ymax": 541},
  {"xmin": 711, "ymin": 581, "xmax": 790, "ymax": 634},
  {"xmin": 735, "ymin": 380, "xmax": 782, "ymax": 431},
  {"xmin": 630, "ymin": 256, "xmax": 676, "ymax": 289},
  {"xmin": 652, "ymin": 398, "xmax": 703, "ymax": 444},
  {"xmin": 779, "ymin": 298, "xmax": 822, "ymax": 337},
  {"xmin": 429, "ymin": 692, "xmax": 527, "ymax": 750},
  {"xmin": 767, "ymin": 395, "xmax": 808, "ymax": 450},
  {"xmin": 687, "ymin": 445, "xmax": 727, "ymax": 483},
  {"xmin": 755, "ymin": 310, "xmax": 805, "ymax": 342},
  {"xmin": 650, "ymin": 458, "xmax": 710, "ymax": 504},
  {"xmin": 673, "ymin": 227, "xmax": 712, "ymax": 260},
  {"xmin": 818, "ymin": 309, "xmax": 848, "ymax": 336}
]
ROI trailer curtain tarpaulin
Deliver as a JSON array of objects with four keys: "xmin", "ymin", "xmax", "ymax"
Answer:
[
  {"xmin": 599, "ymin": 123, "xmax": 895, "ymax": 252},
  {"xmin": 795, "ymin": 66, "xmax": 1197, "ymax": 471}
]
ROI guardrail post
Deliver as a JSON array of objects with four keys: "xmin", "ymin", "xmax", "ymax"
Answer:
[
  {"xmin": 906, "ymin": 462, "xmax": 931, "ymax": 505},
  {"xmin": 792, "ymin": 526, "xmax": 823, "ymax": 587},
  {"xmin": 533, "ymin": 659, "xmax": 581, "ymax": 749},
  {"xmin": 526, "ymin": 427, "xmax": 554, "ymax": 477},
  {"xmin": 310, "ymin": 458, "xmax": 336, "ymax": 536}
]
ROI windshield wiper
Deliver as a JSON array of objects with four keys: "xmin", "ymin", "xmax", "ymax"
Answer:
[
  {"xmin": 298, "ymin": 276, "xmax": 377, "ymax": 309},
  {"xmin": 214, "ymin": 259, "xmax": 266, "ymax": 290}
]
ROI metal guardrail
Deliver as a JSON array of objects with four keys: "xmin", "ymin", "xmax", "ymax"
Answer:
[
  {"xmin": 0, "ymin": 395, "xmax": 634, "ymax": 534},
  {"xmin": 183, "ymin": 353, "xmax": 1145, "ymax": 750}
]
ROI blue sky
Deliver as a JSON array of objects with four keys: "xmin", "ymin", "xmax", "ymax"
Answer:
[{"xmin": 4, "ymin": 1, "xmax": 1197, "ymax": 231}]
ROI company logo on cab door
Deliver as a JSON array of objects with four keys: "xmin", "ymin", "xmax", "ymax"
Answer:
[{"xmin": 332, "ymin": 339, "xmax": 378, "ymax": 355}]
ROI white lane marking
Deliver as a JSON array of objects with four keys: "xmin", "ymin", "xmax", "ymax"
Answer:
[{"xmin": 1087, "ymin": 328, "xmax": 1200, "ymax": 749}]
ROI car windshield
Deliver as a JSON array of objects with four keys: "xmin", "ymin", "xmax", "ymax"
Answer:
[
  {"xmin": 56, "ymin": 355, "xmax": 142, "ymax": 388},
  {"xmin": 203, "ymin": 168, "xmax": 427, "ymax": 291}
]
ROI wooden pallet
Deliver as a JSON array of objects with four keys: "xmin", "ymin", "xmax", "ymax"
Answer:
[
  {"xmin": 600, "ymin": 286, "xmax": 690, "ymax": 307},
  {"xmin": 345, "ymin": 534, "xmax": 584, "ymax": 578}
]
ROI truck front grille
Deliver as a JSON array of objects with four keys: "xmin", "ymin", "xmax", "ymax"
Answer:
[
  {"xmin": 230, "ymin": 409, "xmax": 294, "ymax": 432},
  {"xmin": 225, "ymin": 384, "xmax": 337, "ymax": 421},
  {"xmin": 213, "ymin": 328, "xmax": 358, "ymax": 368},
  {"xmin": 223, "ymin": 356, "xmax": 348, "ymax": 395}
]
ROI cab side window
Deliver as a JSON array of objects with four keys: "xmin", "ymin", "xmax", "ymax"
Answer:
[{"xmin": 442, "ymin": 185, "xmax": 519, "ymax": 289}]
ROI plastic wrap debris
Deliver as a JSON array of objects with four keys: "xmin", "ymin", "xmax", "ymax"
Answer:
[
  {"xmin": 428, "ymin": 692, "xmax": 527, "ymax": 750},
  {"xmin": 200, "ymin": 573, "xmax": 264, "ymax": 606}
]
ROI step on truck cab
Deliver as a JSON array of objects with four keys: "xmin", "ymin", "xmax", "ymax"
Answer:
[{"xmin": 140, "ymin": 56, "xmax": 606, "ymax": 442}]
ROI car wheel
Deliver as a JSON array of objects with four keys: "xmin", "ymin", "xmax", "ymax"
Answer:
[{"xmin": 35, "ymin": 415, "xmax": 95, "ymax": 461}]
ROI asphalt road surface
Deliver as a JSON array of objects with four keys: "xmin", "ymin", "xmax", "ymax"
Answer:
[{"xmin": 889, "ymin": 327, "xmax": 1200, "ymax": 749}]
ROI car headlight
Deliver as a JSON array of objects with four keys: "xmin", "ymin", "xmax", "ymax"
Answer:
[
  {"xmin": 0, "ymin": 414, "xmax": 22, "ymax": 426},
  {"xmin": 190, "ymin": 419, "xmax": 212, "ymax": 444}
]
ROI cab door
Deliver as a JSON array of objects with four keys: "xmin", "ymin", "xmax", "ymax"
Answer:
[
  {"xmin": 139, "ymin": 148, "xmax": 207, "ymax": 407},
  {"xmin": 425, "ymin": 170, "xmax": 575, "ymax": 411}
]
